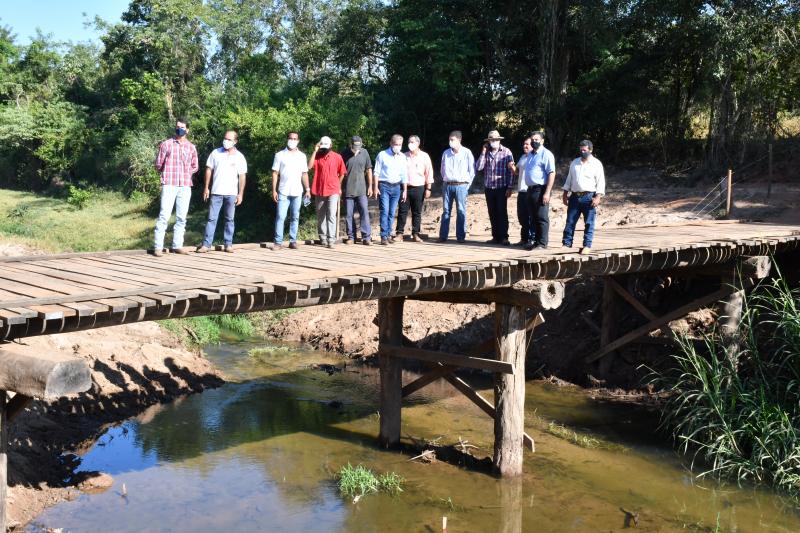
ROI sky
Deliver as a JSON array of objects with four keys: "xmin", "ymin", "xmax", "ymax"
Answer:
[{"xmin": 0, "ymin": 0, "xmax": 130, "ymax": 44}]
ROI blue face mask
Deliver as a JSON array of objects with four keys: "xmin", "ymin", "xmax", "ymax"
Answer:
[{"xmin": 175, "ymin": 127, "xmax": 187, "ymax": 137}]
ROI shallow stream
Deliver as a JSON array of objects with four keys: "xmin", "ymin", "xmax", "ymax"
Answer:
[{"xmin": 28, "ymin": 339, "xmax": 800, "ymax": 532}]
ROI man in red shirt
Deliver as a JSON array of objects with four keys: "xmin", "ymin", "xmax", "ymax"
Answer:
[{"xmin": 308, "ymin": 136, "xmax": 347, "ymax": 248}]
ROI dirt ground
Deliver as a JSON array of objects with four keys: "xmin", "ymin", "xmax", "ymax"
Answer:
[
  {"xmin": 263, "ymin": 166, "xmax": 800, "ymax": 386},
  {"xmin": 4, "ymin": 321, "xmax": 223, "ymax": 530}
]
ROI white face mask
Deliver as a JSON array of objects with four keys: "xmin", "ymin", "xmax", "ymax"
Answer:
[
  {"xmin": 287, "ymin": 139, "xmax": 299, "ymax": 149},
  {"xmin": 391, "ymin": 145, "xmax": 402, "ymax": 155},
  {"xmin": 223, "ymin": 139, "xmax": 235, "ymax": 150},
  {"xmin": 449, "ymin": 140, "xmax": 460, "ymax": 149},
  {"xmin": 490, "ymin": 140, "xmax": 500, "ymax": 150},
  {"xmin": 407, "ymin": 142, "xmax": 419, "ymax": 152}
]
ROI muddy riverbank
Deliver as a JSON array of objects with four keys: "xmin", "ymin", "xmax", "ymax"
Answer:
[{"xmin": 7, "ymin": 322, "xmax": 222, "ymax": 530}]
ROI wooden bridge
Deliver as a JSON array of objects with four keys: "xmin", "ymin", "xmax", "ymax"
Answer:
[{"xmin": 0, "ymin": 220, "xmax": 799, "ymax": 528}]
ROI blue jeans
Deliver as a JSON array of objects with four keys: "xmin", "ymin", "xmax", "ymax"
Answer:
[
  {"xmin": 439, "ymin": 183, "xmax": 469, "ymax": 241},
  {"xmin": 562, "ymin": 193, "xmax": 596, "ymax": 247},
  {"xmin": 274, "ymin": 194, "xmax": 302, "ymax": 244},
  {"xmin": 154, "ymin": 185, "xmax": 191, "ymax": 249},
  {"xmin": 345, "ymin": 195, "xmax": 371, "ymax": 240},
  {"xmin": 378, "ymin": 181, "xmax": 401, "ymax": 240},
  {"xmin": 202, "ymin": 194, "xmax": 237, "ymax": 247}
]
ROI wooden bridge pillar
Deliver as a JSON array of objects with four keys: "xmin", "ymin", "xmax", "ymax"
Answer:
[
  {"xmin": 0, "ymin": 391, "xmax": 6, "ymax": 533},
  {"xmin": 493, "ymin": 303, "xmax": 527, "ymax": 477},
  {"xmin": 378, "ymin": 297, "xmax": 404, "ymax": 448}
]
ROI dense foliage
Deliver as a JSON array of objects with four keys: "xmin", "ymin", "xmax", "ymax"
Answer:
[
  {"xmin": 0, "ymin": 0, "xmax": 798, "ymax": 233},
  {"xmin": 655, "ymin": 274, "xmax": 800, "ymax": 497}
]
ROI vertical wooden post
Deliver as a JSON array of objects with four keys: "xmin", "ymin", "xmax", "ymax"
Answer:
[
  {"xmin": 719, "ymin": 271, "xmax": 744, "ymax": 369},
  {"xmin": 0, "ymin": 391, "xmax": 7, "ymax": 533},
  {"xmin": 598, "ymin": 277, "xmax": 621, "ymax": 377},
  {"xmin": 493, "ymin": 303, "xmax": 527, "ymax": 477},
  {"xmin": 725, "ymin": 169, "xmax": 733, "ymax": 218},
  {"xmin": 378, "ymin": 297, "xmax": 404, "ymax": 448}
]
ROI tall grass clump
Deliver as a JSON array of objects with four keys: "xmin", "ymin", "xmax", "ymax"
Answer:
[
  {"xmin": 653, "ymin": 272, "xmax": 800, "ymax": 496},
  {"xmin": 336, "ymin": 464, "xmax": 404, "ymax": 499}
]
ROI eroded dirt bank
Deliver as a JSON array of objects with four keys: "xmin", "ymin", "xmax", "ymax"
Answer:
[{"xmin": 6, "ymin": 322, "xmax": 223, "ymax": 530}]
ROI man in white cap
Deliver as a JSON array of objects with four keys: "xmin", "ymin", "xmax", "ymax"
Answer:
[
  {"xmin": 308, "ymin": 136, "xmax": 347, "ymax": 248},
  {"xmin": 475, "ymin": 130, "xmax": 514, "ymax": 245}
]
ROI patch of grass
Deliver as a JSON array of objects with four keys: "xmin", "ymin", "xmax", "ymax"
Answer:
[
  {"xmin": 336, "ymin": 464, "xmax": 404, "ymax": 499},
  {"xmin": 651, "ymin": 271, "xmax": 800, "ymax": 498},
  {"xmin": 544, "ymin": 421, "xmax": 628, "ymax": 452},
  {"xmin": 160, "ymin": 314, "xmax": 257, "ymax": 346},
  {"xmin": 248, "ymin": 346, "xmax": 294, "ymax": 358}
]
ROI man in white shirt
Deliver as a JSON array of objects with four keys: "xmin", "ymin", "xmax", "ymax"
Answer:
[
  {"xmin": 271, "ymin": 131, "xmax": 310, "ymax": 249},
  {"xmin": 196, "ymin": 130, "xmax": 247, "ymax": 253},
  {"xmin": 561, "ymin": 139, "xmax": 606, "ymax": 254},
  {"xmin": 509, "ymin": 135, "xmax": 533, "ymax": 246},
  {"xmin": 438, "ymin": 130, "xmax": 475, "ymax": 243}
]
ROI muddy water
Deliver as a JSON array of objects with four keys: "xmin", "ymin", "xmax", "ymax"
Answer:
[{"xmin": 29, "ymin": 340, "xmax": 800, "ymax": 532}]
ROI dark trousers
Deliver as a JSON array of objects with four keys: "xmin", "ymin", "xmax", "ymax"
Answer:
[
  {"xmin": 526, "ymin": 185, "xmax": 550, "ymax": 246},
  {"xmin": 396, "ymin": 185, "xmax": 425, "ymax": 235},
  {"xmin": 485, "ymin": 186, "xmax": 509, "ymax": 241},
  {"xmin": 345, "ymin": 195, "xmax": 371, "ymax": 240},
  {"xmin": 516, "ymin": 191, "xmax": 533, "ymax": 243}
]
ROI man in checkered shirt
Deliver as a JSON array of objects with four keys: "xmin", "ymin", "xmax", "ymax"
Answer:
[{"xmin": 153, "ymin": 117, "xmax": 199, "ymax": 256}]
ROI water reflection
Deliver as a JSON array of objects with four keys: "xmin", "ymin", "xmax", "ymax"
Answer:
[{"xmin": 29, "ymin": 341, "xmax": 800, "ymax": 533}]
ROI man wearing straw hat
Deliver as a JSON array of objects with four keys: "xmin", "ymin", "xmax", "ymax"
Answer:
[
  {"xmin": 475, "ymin": 129, "xmax": 515, "ymax": 245},
  {"xmin": 308, "ymin": 136, "xmax": 346, "ymax": 248}
]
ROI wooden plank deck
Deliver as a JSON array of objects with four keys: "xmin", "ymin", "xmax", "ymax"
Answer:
[{"xmin": 0, "ymin": 220, "xmax": 798, "ymax": 340}]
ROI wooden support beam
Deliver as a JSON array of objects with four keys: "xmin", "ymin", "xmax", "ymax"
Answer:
[
  {"xmin": 606, "ymin": 277, "xmax": 673, "ymax": 339},
  {"xmin": 401, "ymin": 365, "xmax": 455, "ymax": 398},
  {"xmin": 378, "ymin": 297, "xmax": 404, "ymax": 448},
  {"xmin": 410, "ymin": 280, "xmax": 564, "ymax": 309},
  {"xmin": 493, "ymin": 303, "xmax": 528, "ymax": 476},
  {"xmin": 586, "ymin": 284, "xmax": 747, "ymax": 363},
  {"xmin": 381, "ymin": 344, "xmax": 515, "ymax": 374},
  {"xmin": 470, "ymin": 313, "xmax": 544, "ymax": 357},
  {"xmin": 0, "ymin": 391, "xmax": 5, "ymax": 533},
  {"xmin": 0, "ymin": 349, "xmax": 91, "ymax": 398}
]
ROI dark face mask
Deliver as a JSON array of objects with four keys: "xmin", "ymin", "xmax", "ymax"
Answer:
[
  {"xmin": 531, "ymin": 141, "xmax": 541, "ymax": 150},
  {"xmin": 580, "ymin": 151, "xmax": 590, "ymax": 160},
  {"xmin": 318, "ymin": 148, "xmax": 329, "ymax": 155},
  {"xmin": 175, "ymin": 127, "xmax": 187, "ymax": 137}
]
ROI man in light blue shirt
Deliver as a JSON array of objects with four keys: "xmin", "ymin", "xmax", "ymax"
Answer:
[
  {"xmin": 373, "ymin": 134, "xmax": 408, "ymax": 244},
  {"xmin": 438, "ymin": 130, "xmax": 475, "ymax": 243},
  {"xmin": 523, "ymin": 131, "xmax": 556, "ymax": 250}
]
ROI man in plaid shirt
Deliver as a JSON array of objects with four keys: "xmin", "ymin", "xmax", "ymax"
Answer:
[
  {"xmin": 475, "ymin": 130, "xmax": 515, "ymax": 245},
  {"xmin": 153, "ymin": 117, "xmax": 199, "ymax": 256}
]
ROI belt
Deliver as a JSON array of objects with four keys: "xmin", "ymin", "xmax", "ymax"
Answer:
[
  {"xmin": 572, "ymin": 191, "xmax": 595, "ymax": 197},
  {"xmin": 444, "ymin": 181, "xmax": 469, "ymax": 185}
]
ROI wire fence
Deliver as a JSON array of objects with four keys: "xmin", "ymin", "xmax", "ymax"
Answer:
[{"xmin": 688, "ymin": 153, "xmax": 771, "ymax": 219}]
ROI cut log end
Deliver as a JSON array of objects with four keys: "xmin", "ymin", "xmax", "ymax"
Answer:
[{"xmin": 0, "ymin": 349, "xmax": 91, "ymax": 399}]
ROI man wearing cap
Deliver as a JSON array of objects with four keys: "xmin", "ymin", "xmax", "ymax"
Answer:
[
  {"xmin": 438, "ymin": 130, "xmax": 475, "ymax": 243},
  {"xmin": 373, "ymin": 134, "xmax": 408, "ymax": 245},
  {"xmin": 271, "ymin": 131, "xmax": 310, "ymax": 250},
  {"xmin": 562, "ymin": 139, "xmax": 606, "ymax": 254},
  {"xmin": 396, "ymin": 134, "xmax": 433, "ymax": 242},
  {"xmin": 476, "ymin": 130, "xmax": 515, "ymax": 245},
  {"xmin": 523, "ymin": 131, "xmax": 556, "ymax": 251},
  {"xmin": 309, "ymin": 136, "xmax": 347, "ymax": 248},
  {"xmin": 341, "ymin": 136, "xmax": 373, "ymax": 245}
]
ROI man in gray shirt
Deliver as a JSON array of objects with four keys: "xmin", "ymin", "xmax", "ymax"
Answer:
[{"xmin": 340, "ymin": 135, "xmax": 373, "ymax": 245}]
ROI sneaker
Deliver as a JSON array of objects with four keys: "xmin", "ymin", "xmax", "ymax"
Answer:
[
  {"xmin": 272, "ymin": 243, "xmax": 283, "ymax": 250},
  {"xmin": 412, "ymin": 234, "xmax": 423, "ymax": 243},
  {"xmin": 289, "ymin": 242, "xmax": 298, "ymax": 250},
  {"xmin": 381, "ymin": 238, "xmax": 389, "ymax": 245},
  {"xmin": 362, "ymin": 238, "xmax": 371, "ymax": 246},
  {"xmin": 500, "ymin": 239, "xmax": 511, "ymax": 246},
  {"xmin": 224, "ymin": 245, "xmax": 235, "ymax": 253},
  {"xmin": 343, "ymin": 238, "xmax": 352, "ymax": 245},
  {"xmin": 171, "ymin": 247, "xmax": 188, "ymax": 255},
  {"xmin": 326, "ymin": 242, "xmax": 334, "ymax": 249},
  {"xmin": 514, "ymin": 240, "xmax": 529, "ymax": 247},
  {"xmin": 562, "ymin": 243, "xmax": 572, "ymax": 249},
  {"xmin": 195, "ymin": 245, "xmax": 210, "ymax": 253},
  {"xmin": 389, "ymin": 235, "xmax": 396, "ymax": 244},
  {"xmin": 437, "ymin": 237, "xmax": 447, "ymax": 243},
  {"xmin": 152, "ymin": 248, "xmax": 163, "ymax": 257},
  {"xmin": 579, "ymin": 246, "xmax": 592, "ymax": 255}
]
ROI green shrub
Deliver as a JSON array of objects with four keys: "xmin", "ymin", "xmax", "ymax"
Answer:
[
  {"xmin": 652, "ymin": 272, "xmax": 800, "ymax": 497},
  {"xmin": 337, "ymin": 464, "xmax": 404, "ymax": 499},
  {"xmin": 66, "ymin": 185, "xmax": 93, "ymax": 209}
]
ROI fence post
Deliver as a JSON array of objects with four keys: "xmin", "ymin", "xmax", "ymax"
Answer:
[
  {"xmin": 767, "ymin": 143, "xmax": 773, "ymax": 199},
  {"xmin": 725, "ymin": 169, "xmax": 733, "ymax": 218}
]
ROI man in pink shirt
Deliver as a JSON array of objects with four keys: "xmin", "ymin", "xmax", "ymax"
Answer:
[{"xmin": 396, "ymin": 135, "xmax": 433, "ymax": 242}]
